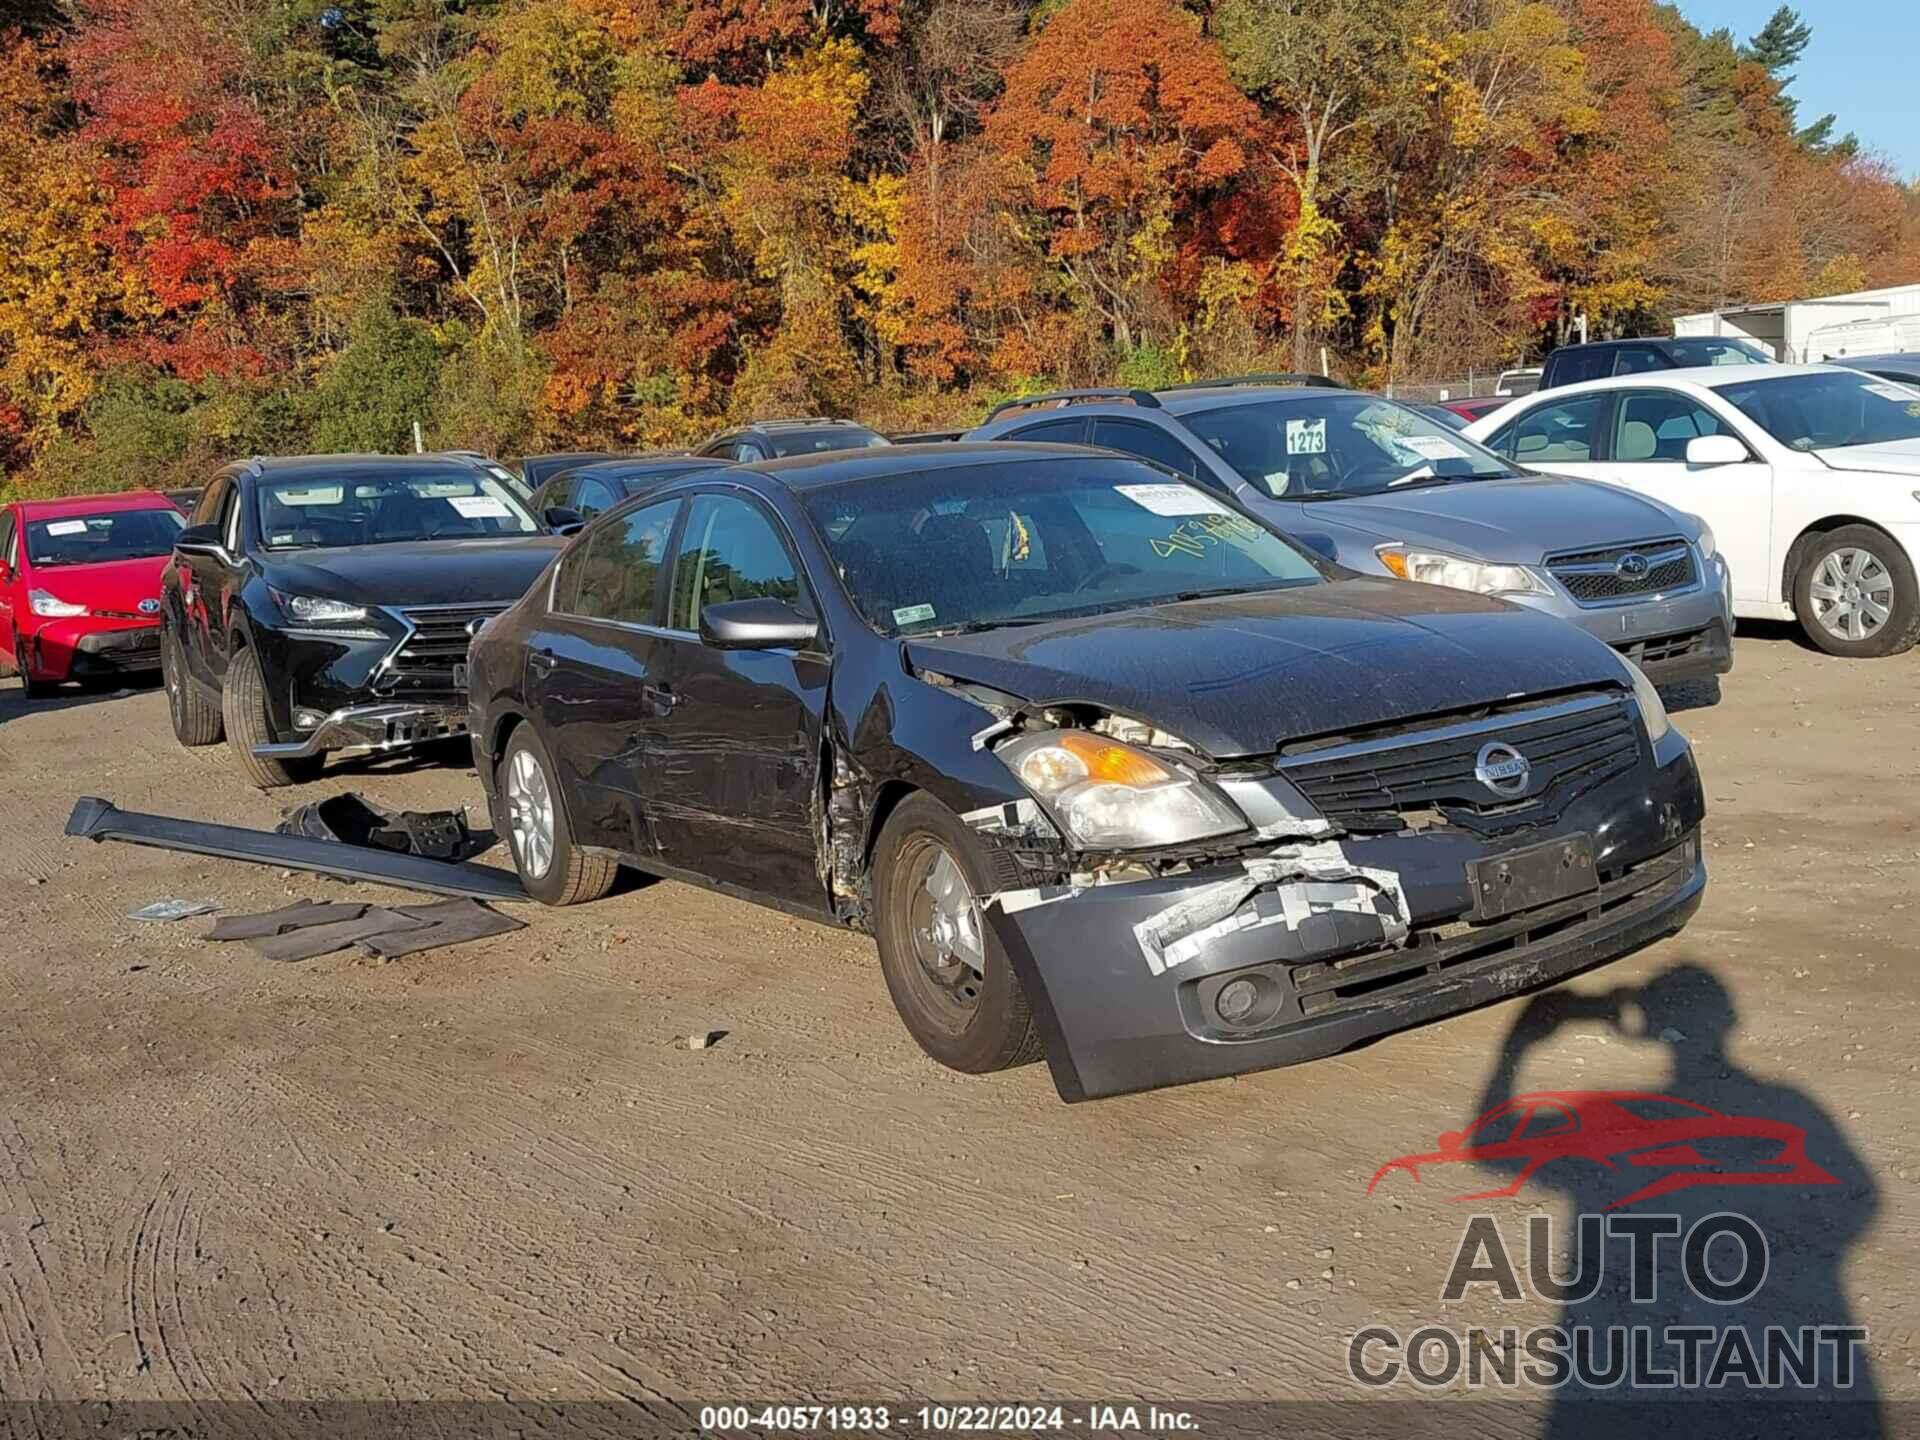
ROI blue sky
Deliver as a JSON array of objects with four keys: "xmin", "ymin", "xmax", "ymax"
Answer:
[{"xmin": 1675, "ymin": 0, "xmax": 1920, "ymax": 178}]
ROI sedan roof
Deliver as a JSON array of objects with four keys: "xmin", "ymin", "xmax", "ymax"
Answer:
[
  {"xmin": 747, "ymin": 440, "xmax": 1096, "ymax": 492},
  {"xmin": 563, "ymin": 455, "xmax": 733, "ymax": 483},
  {"xmin": 1504, "ymin": 362, "xmax": 1847, "ymax": 398}
]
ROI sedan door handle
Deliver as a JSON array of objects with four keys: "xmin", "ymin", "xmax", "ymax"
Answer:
[
  {"xmin": 529, "ymin": 648, "xmax": 556, "ymax": 674},
  {"xmin": 642, "ymin": 682, "xmax": 681, "ymax": 715}
]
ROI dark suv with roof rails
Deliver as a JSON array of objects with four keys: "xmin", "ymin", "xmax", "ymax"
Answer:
[
  {"xmin": 966, "ymin": 377, "xmax": 1734, "ymax": 686},
  {"xmin": 160, "ymin": 452, "xmax": 571, "ymax": 788},
  {"xmin": 1537, "ymin": 337, "xmax": 1774, "ymax": 391},
  {"xmin": 696, "ymin": 418, "xmax": 890, "ymax": 461}
]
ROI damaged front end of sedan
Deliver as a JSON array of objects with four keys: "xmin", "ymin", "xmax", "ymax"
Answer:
[{"xmin": 870, "ymin": 672, "xmax": 1705, "ymax": 1104}]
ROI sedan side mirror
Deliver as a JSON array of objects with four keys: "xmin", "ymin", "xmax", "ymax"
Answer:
[
  {"xmin": 1685, "ymin": 434, "xmax": 1747, "ymax": 467},
  {"xmin": 699, "ymin": 597, "xmax": 818, "ymax": 651},
  {"xmin": 174, "ymin": 523, "xmax": 227, "ymax": 558},
  {"xmin": 544, "ymin": 506, "xmax": 585, "ymax": 535}
]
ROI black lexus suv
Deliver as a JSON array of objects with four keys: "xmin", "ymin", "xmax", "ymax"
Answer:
[{"xmin": 160, "ymin": 453, "xmax": 570, "ymax": 788}]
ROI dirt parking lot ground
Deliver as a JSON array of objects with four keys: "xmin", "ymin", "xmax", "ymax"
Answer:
[{"xmin": 0, "ymin": 628, "xmax": 1915, "ymax": 1428}]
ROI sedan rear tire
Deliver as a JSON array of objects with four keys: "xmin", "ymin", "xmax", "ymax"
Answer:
[
  {"xmin": 872, "ymin": 792, "xmax": 1044, "ymax": 1074},
  {"xmin": 1792, "ymin": 525, "xmax": 1920, "ymax": 658},
  {"xmin": 499, "ymin": 726, "xmax": 617, "ymax": 906}
]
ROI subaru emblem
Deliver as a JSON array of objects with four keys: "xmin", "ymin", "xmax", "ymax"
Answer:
[
  {"xmin": 1473, "ymin": 741, "xmax": 1532, "ymax": 798},
  {"xmin": 1615, "ymin": 551, "xmax": 1651, "ymax": 580},
  {"xmin": 139, "ymin": 598, "xmax": 161, "ymax": 615}
]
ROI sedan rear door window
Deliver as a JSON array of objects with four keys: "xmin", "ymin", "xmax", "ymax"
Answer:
[
  {"xmin": 557, "ymin": 499, "xmax": 679, "ymax": 625},
  {"xmin": 1501, "ymin": 394, "xmax": 1610, "ymax": 463}
]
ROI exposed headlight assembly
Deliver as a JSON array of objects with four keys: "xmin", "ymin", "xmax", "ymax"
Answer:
[
  {"xmin": 29, "ymin": 588, "xmax": 87, "ymax": 618},
  {"xmin": 996, "ymin": 729, "xmax": 1245, "ymax": 849},
  {"xmin": 1376, "ymin": 547, "xmax": 1548, "ymax": 597},
  {"xmin": 272, "ymin": 590, "xmax": 370, "ymax": 624},
  {"xmin": 1622, "ymin": 656, "xmax": 1671, "ymax": 743}
]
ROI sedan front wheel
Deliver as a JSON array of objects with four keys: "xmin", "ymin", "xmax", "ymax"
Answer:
[{"xmin": 872, "ymin": 793, "xmax": 1044, "ymax": 1074}]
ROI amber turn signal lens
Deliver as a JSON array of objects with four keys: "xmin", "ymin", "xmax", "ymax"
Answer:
[
  {"xmin": 1377, "ymin": 549, "xmax": 1410, "ymax": 579},
  {"xmin": 1054, "ymin": 730, "xmax": 1173, "ymax": 787}
]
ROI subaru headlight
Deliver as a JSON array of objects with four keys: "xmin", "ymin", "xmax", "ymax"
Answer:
[
  {"xmin": 996, "ymin": 730, "xmax": 1246, "ymax": 849},
  {"xmin": 1376, "ymin": 547, "xmax": 1547, "ymax": 597},
  {"xmin": 29, "ymin": 588, "xmax": 88, "ymax": 618},
  {"xmin": 271, "ymin": 590, "xmax": 369, "ymax": 625},
  {"xmin": 1622, "ymin": 657, "xmax": 1671, "ymax": 743},
  {"xmin": 1694, "ymin": 523, "xmax": 1716, "ymax": 562}
]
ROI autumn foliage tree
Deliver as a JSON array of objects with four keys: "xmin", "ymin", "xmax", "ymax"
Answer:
[{"xmin": 1, "ymin": 0, "xmax": 1916, "ymax": 496}]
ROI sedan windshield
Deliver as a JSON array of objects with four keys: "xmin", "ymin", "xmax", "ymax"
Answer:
[
  {"xmin": 26, "ymin": 508, "xmax": 184, "ymax": 567},
  {"xmin": 803, "ymin": 462, "xmax": 1324, "ymax": 637},
  {"xmin": 257, "ymin": 471, "xmax": 540, "ymax": 549},
  {"xmin": 1182, "ymin": 395, "xmax": 1519, "ymax": 500},
  {"xmin": 1711, "ymin": 371, "xmax": 1920, "ymax": 452}
]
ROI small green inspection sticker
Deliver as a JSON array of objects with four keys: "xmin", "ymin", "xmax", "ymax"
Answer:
[{"xmin": 893, "ymin": 603, "xmax": 936, "ymax": 626}]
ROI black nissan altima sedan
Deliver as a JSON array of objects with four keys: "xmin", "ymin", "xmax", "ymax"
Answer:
[{"xmin": 468, "ymin": 443, "xmax": 1706, "ymax": 1102}]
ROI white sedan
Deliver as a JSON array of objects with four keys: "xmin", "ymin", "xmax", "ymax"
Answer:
[{"xmin": 1464, "ymin": 364, "xmax": 1920, "ymax": 657}]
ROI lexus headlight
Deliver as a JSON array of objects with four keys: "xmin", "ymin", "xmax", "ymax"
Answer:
[
  {"xmin": 996, "ymin": 730, "xmax": 1245, "ymax": 849},
  {"xmin": 1623, "ymin": 657, "xmax": 1671, "ymax": 743},
  {"xmin": 29, "ymin": 588, "xmax": 88, "ymax": 618},
  {"xmin": 1376, "ymin": 547, "xmax": 1547, "ymax": 597},
  {"xmin": 272, "ymin": 590, "xmax": 370, "ymax": 625}
]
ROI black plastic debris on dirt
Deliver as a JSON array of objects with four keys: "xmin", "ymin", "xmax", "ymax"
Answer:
[
  {"xmin": 277, "ymin": 792, "xmax": 493, "ymax": 863},
  {"xmin": 65, "ymin": 797, "xmax": 526, "ymax": 902},
  {"xmin": 207, "ymin": 897, "xmax": 523, "ymax": 962}
]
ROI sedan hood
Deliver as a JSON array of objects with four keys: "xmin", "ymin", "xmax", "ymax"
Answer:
[
  {"xmin": 905, "ymin": 579, "xmax": 1628, "ymax": 759},
  {"xmin": 1816, "ymin": 437, "xmax": 1920, "ymax": 477},
  {"xmin": 261, "ymin": 536, "xmax": 565, "ymax": 608},
  {"xmin": 1273, "ymin": 476, "xmax": 1694, "ymax": 562}
]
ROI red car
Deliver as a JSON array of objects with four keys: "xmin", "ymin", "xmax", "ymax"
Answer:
[
  {"xmin": 0, "ymin": 491, "xmax": 186, "ymax": 699},
  {"xmin": 1440, "ymin": 396, "xmax": 1511, "ymax": 423},
  {"xmin": 1366, "ymin": 1090, "xmax": 1837, "ymax": 1210}
]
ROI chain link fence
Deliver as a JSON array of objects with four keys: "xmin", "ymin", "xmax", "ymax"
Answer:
[{"xmin": 1384, "ymin": 370, "xmax": 1531, "ymax": 404}]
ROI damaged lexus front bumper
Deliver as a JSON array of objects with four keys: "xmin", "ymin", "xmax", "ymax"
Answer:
[{"xmin": 985, "ymin": 745, "xmax": 1706, "ymax": 1102}]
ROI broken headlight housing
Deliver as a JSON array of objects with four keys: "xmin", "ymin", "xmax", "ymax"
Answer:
[
  {"xmin": 1622, "ymin": 657, "xmax": 1671, "ymax": 743},
  {"xmin": 1376, "ymin": 546, "xmax": 1548, "ymax": 597},
  {"xmin": 996, "ymin": 729, "xmax": 1246, "ymax": 849}
]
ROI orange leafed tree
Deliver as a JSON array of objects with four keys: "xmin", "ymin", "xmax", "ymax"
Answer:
[{"xmin": 983, "ymin": 0, "xmax": 1263, "ymax": 359}]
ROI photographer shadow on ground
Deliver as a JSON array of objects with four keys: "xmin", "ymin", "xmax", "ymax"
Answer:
[{"xmin": 1465, "ymin": 961, "xmax": 1881, "ymax": 1437}]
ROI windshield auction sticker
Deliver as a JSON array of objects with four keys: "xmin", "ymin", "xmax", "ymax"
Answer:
[
  {"xmin": 1114, "ymin": 484, "xmax": 1231, "ymax": 517},
  {"xmin": 1285, "ymin": 417, "xmax": 1327, "ymax": 455}
]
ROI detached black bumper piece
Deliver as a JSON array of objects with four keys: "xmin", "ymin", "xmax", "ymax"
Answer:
[
  {"xmin": 64, "ymin": 797, "xmax": 526, "ymax": 903},
  {"xmin": 991, "ymin": 834, "xmax": 1704, "ymax": 1104}
]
